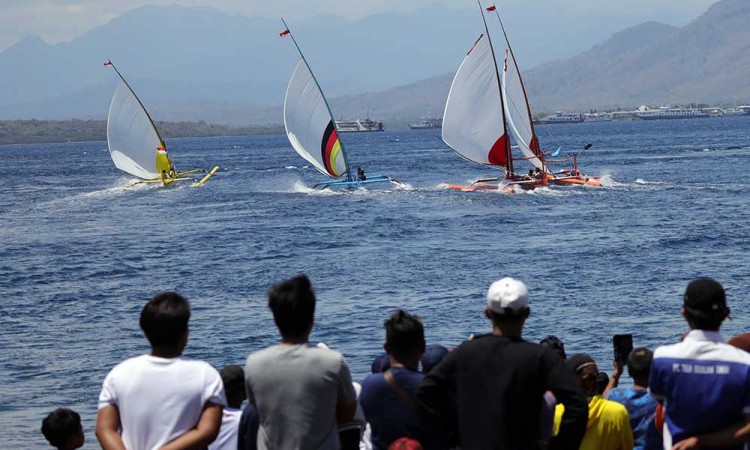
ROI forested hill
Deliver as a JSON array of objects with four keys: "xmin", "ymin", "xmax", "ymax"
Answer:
[{"xmin": 0, "ymin": 120, "xmax": 283, "ymax": 145}]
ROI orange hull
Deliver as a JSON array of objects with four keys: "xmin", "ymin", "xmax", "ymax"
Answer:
[
  {"xmin": 546, "ymin": 173, "xmax": 601, "ymax": 187},
  {"xmin": 445, "ymin": 182, "xmax": 514, "ymax": 194}
]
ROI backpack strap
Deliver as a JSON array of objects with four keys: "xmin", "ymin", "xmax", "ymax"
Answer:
[{"xmin": 383, "ymin": 369, "xmax": 421, "ymax": 417}]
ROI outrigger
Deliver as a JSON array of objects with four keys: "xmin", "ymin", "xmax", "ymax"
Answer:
[
  {"xmin": 280, "ymin": 20, "xmax": 402, "ymax": 190},
  {"xmin": 104, "ymin": 60, "xmax": 219, "ymax": 188}
]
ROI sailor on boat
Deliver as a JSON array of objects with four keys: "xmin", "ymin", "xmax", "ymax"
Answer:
[{"xmin": 357, "ymin": 166, "xmax": 367, "ymax": 182}]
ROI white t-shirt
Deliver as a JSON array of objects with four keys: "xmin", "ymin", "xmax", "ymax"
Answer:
[
  {"xmin": 208, "ymin": 407, "xmax": 242, "ymax": 450},
  {"xmin": 98, "ymin": 355, "xmax": 226, "ymax": 450}
]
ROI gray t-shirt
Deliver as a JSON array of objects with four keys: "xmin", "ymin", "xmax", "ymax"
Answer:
[{"xmin": 245, "ymin": 343, "xmax": 357, "ymax": 450}]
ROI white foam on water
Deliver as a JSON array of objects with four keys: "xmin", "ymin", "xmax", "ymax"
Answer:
[{"xmin": 598, "ymin": 172, "xmax": 622, "ymax": 188}]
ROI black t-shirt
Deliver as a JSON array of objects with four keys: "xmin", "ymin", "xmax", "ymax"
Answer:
[{"xmin": 416, "ymin": 334, "xmax": 587, "ymax": 450}]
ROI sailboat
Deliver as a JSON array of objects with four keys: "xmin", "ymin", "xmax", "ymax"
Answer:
[
  {"xmin": 104, "ymin": 60, "xmax": 219, "ymax": 187},
  {"xmin": 489, "ymin": 5, "xmax": 601, "ymax": 187},
  {"xmin": 442, "ymin": 1, "xmax": 599, "ymax": 191},
  {"xmin": 280, "ymin": 20, "xmax": 401, "ymax": 190}
]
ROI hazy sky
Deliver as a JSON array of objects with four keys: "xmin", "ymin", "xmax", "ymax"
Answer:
[{"xmin": 0, "ymin": 0, "xmax": 721, "ymax": 52}]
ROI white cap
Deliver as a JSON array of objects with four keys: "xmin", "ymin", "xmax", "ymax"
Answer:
[{"xmin": 487, "ymin": 277, "xmax": 529, "ymax": 314}]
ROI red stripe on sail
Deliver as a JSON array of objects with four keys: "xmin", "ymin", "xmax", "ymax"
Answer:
[
  {"xmin": 488, "ymin": 134, "xmax": 509, "ymax": 166},
  {"xmin": 320, "ymin": 121, "xmax": 340, "ymax": 176},
  {"xmin": 467, "ymin": 34, "xmax": 484, "ymax": 55},
  {"xmin": 324, "ymin": 130, "xmax": 339, "ymax": 175},
  {"xmin": 529, "ymin": 135, "xmax": 543, "ymax": 158}
]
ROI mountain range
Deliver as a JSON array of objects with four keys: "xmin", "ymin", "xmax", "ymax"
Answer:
[{"xmin": 0, "ymin": 0, "xmax": 748, "ymax": 125}]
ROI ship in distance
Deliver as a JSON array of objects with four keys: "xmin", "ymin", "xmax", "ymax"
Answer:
[
  {"xmin": 334, "ymin": 117, "xmax": 384, "ymax": 132},
  {"xmin": 409, "ymin": 116, "xmax": 443, "ymax": 129}
]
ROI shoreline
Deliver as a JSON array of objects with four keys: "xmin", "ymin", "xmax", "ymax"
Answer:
[{"xmin": 0, "ymin": 119, "xmax": 285, "ymax": 146}]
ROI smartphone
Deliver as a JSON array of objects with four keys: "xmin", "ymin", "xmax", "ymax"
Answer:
[{"xmin": 613, "ymin": 334, "xmax": 633, "ymax": 365}]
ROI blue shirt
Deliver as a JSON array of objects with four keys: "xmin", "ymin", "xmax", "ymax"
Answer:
[
  {"xmin": 606, "ymin": 387, "xmax": 660, "ymax": 450},
  {"xmin": 649, "ymin": 330, "xmax": 750, "ymax": 450},
  {"xmin": 360, "ymin": 367, "xmax": 446, "ymax": 450}
]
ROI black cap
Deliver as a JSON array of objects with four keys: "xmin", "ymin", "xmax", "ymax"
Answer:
[
  {"xmin": 565, "ymin": 353, "xmax": 596, "ymax": 374},
  {"xmin": 683, "ymin": 278, "xmax": 728, "ymax": 320},
  {"xmin": 219, "ymin": 365, "xmax": 245, "ymax": 393}
]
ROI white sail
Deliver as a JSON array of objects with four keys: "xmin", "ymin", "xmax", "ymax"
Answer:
[
  {"xmin": 442, "ymin": 35, "xmax": 510, "ymax": 167},
  {"xmin": 106, "ymin": 79, "xmax": 164, "ymax": 179},
  {"xmin": 501, "ymin": 46, "xmax": 544, "ymax": 170},
  {"xmin": 284, "ymin": 59, "xmax": 347, "ymax": 179}
]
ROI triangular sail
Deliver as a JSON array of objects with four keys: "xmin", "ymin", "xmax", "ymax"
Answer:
[
  {"xmin": 495, "ymin": 12, "xmax": 545, "ymax": 170},
  {"xmin": 283, "ymin": 59, "xmax": 347, "ymax": 179},
  {"xmin": 106, "ymin": 66, "xmax": 168, "ymax": 180},
  {"xmin": 442, "ymin": 34, "xmax": 511, "ymax": 168}
]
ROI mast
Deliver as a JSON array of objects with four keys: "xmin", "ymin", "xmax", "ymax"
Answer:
[
  {"xmin": 488, "ymin": 6, "xmax": 547, "ymax": 172},
  {"xmin": 281, "ymin": 19, "xmax": 353, "ymax": 182},
  {"xmin": 105, "ymin": 61, "xmax": 167, "ymax": 152},
  {"xmin": 476, "ymin": 0, "xmax": 513, "ymax": 176}
]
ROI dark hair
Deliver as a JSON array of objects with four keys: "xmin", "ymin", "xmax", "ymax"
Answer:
[
  {"xmin": 488, "ymin": 308, "xmax": 527, "ymax": 325},
  {"xmin": 684, "ymin": 309, "xmax": 724, "ymax": 331},
  {"xmin": 539, "ymin": 335, "xmax": 567, "ymax": 360},
  {"xmin": 139, "ymin": 292, "xmax": 190, "ymax": 348},
  {"xmin": 626, "ymin": 347, "xmax": 653, "ymax": 380},
  {"xmin": 41, "ymin": 408, "xmax": 81, "ymax": 448},
  {"xmin": 268, "ymin": 275, "xmax": 316, "ymax": 339},
  {"xmin": 384, "ymin": 309, "xmax": 425, "ymax": 363},
  {"xmin": 596, "ymin": 372, "xmax": 609, "ymax": 395}
]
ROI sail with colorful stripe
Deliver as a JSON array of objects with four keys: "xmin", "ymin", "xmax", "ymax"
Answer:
[
  {"xmin": 442, "ymin": 33, "xmax": 512, "ymax": 171},
  {"xmin": 284, "ymin": 58, "xmax": 348, "ymax": 179}
]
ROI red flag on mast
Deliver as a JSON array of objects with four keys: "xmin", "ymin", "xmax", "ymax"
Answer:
[
  {"xmin": 103, "ymin": 60, "xmax": 112, "ymax": 66},
  {"xmin": 486, "ymin": 5, "xmax": 497, "ymax": 11},
  {"xmin": 279, "ymin": 29, "xmax": 290, "ymax": 37}
]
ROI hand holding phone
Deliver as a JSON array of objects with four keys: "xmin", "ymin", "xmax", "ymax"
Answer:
[{"xmin": 613, "ymin": 334, "xmax": 633, "ymax": 366}]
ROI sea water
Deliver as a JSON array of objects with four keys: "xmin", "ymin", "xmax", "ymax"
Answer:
[{"xmin": 1, "ymin": 116, "xmax": 749, "ymax": 447}]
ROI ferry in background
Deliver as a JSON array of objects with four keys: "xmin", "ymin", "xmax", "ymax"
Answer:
[
  {"xmin": 534, "ymin": 111, "xmax": 583, "ymax": 125},
  {"xmin": 633, "ymin": 106, "xmax": 709, "ymax": 120},
  {"xmin": 725, "ymin": 105, "xmax": 750, "ymax": 116},
  {"xmin": 583, "ymin": 112, "xmax": 612, "ymax": 122},
  {"xmin": 335, "ymin": 117, "xmax": 384, "ymax": 132},
  {"xmin": 409, "ymin": 116, "xmax": 443, "ymax": 129}
]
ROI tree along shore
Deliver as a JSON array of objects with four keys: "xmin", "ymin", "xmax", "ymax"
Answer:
[{"xmin": 0, "ymin": 119, "xmax": 284, "ymax": 145}]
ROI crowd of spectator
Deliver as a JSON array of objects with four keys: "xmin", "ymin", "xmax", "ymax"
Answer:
[{"xmin": 41, "ymin": 275, "xmax": 750, "ymax": 450}]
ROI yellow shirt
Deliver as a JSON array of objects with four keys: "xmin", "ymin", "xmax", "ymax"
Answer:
[{"xmin": 554, "ymin": 395, "xmax": 634, "ymax": 450}]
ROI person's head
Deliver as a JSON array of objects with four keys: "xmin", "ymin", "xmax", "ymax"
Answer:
[
  {"xmin": 41, "ymin": 408, "xmax": 84, "ymax": 450},
  {"xmin": 219, "ymin": 365, "xmax": 247, "ymax": 409},
  {"xmin": 539, "ymin": 335, "xmax": 567, "ymax": 360},
  {"xmin": 421, "ymin": 344, "xmax": 449, "ymax": 373},
  {"xmin": 140, "ymin": 291, "xmax": 190, "ymax": 352},
  {"xmin": 728, "ymin": 333, "xmax": 750, "ymax": 353},
  {"xmin": 268, "ymin": 275, "xmax": 316, "ymax": 341},
  {"xmin": 388, "ymin": 437, "xmax": 423, "ymax": 450},
  {"xmin": 528, "ymin": 169, "xmax": 534, "ymax": 176},
  {"xmin": 384, "ymin": 309, "xmax": 426, "ymax": 367},
  {"xmin": 484, "ymin": 277, "xmax": 530, "ymax": 332},
  {"xmin": 371, "ymin": 353, "xmax": 391, "ymax": 373},
  {"xmin": 566, "ymin": 353, "xmax": 599, "ymax": 397},
  {"xmin": 626, "ymin": 347, "xmax": 653, "ymax": 386},
  {"xmin": 682, "ymin": 278, "xmax": 729, "ymax": 331},
  {"xmin": 596, "ymin": 372, "xmax": 609, "ymax": 395}
]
